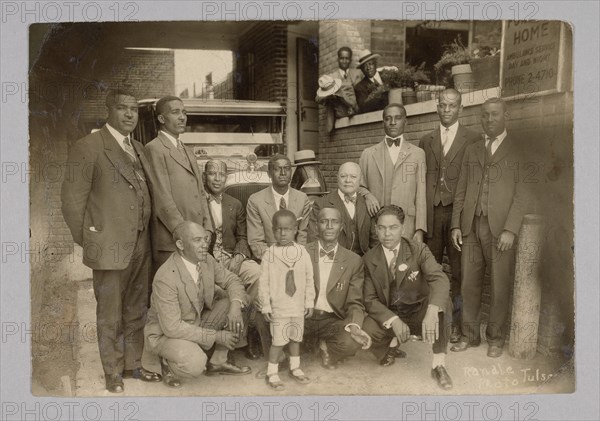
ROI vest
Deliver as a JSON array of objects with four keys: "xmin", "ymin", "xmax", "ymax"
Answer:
[
  {"xmin": 475, "ymin": 159, "xmax": 491, "ymax": 217},
  {"xmin": 341, "ymin": 204, "xmax": 362, "ymax": 255},
  {"xmin": 433, "ymin": 155, "xmax": 453, "ymax": 206},
  {"xmin": 119, "ymin": 147, "xmax": 151, "ymax": 231}
]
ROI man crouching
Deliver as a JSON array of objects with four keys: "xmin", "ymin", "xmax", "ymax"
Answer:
[{"xmin": 145, "ymin": 221, "xmax": 251, "ymax": 388}]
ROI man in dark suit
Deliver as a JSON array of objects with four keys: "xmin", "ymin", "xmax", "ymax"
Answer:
[
  {"xmin": 450, "ymin": 98, "xmax": 528, "ymax": 358},
  {"xmin": 305, "ymin": 207, "xmax": 371, "ymax": 369},
  {"xmin": 354, "ymin": 50, "xmax": 389, "ymax": 114},
  {"xmin": 362, "ymin": 205, "xmax": 453, "ymax": 390},
  {"xmin": 419, "ymin": 88, "xmax": 480, "ymax": 343},
  {"xmin": 61, "ymin": 89, "xmax": 161, "ymax": 393},
  {"xmin": 145, "ymin": 221, "xmax": 251, "ymax": 388},
  {"xmin": 203, "ymin": 159, "xmax": 262, "ymax": 358},
  {"xmin": 145, "ymin": 95, "xmax": 212, "ymax": 275},
  {"xmin": 309, "ymin": 162, "xmax": 373, "ymax": 256}
]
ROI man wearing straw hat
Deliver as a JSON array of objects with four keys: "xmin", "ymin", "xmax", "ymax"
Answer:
[{"xmin": 354, "ymin": 49, "xmax": 389, "ymax": 113}]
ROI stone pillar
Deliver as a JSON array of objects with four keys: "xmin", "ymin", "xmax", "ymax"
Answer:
[{"xmin": 508, "ymin": 214, "xmax": 544, "ymax": 359}]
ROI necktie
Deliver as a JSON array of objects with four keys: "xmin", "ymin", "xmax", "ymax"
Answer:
[
  {"xmin": 442, "ymin": 128, "xmax": 450, "ymax": 155},
  {"xmin": 389, "ymin": 248, "xmax": 398, "ymax": 280},
  {"xmin": 319, "ymin": 248, "xmax": 335, "ymax": 260},
  {"xmin": 344, "ymin": 194, "xmax": 356, "ymax": 204},
  {"xmin": 195, "ymin": 262, "xmax": 203, "ymax": 286},
  {"xmin": 208, "ymin": 194, "xmax": 222, "ymax": 204},
  {"xmin": 177, "ymin": 139, "xmax": 190, "ymax": 164},
  {"xmin": 285, "ymin": 269, "xmax": 296, "ymax": 297},
  {"xmin": 486, "ymin": 137, "xmax": 496, "ymax": 160},
  {"xmin": 386, "ymin": 136, "xmax": 401, "ymax": 147},
  {"xmin": 123, "ymin": 137, "xmax": 136, "ymax": 159},
  {"xmin": 343, "ymin": 70, "xmax": 348, "ymax": 79},
  {"xmin": 279, "ymin": 197, "xmax": 286, "ymax": 210}
]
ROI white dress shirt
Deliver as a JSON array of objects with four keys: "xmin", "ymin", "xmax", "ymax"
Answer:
[
  {"xmin": 385, "ymin": 134, "xmax": 404, "ymax": 165},
  {"xmin": 338, "ymin": 189, "xmax": 356, "ymax": 219},
  {"xmin": 208, "ymin": 198, "xmax": 223, "ymax": 229},
  {"xmin": 314, "ymin": 242, "xmax": 337, "ymax": 313},
  {"xmin": 370, "ymin": 71, "xmax": 383, "ymax": 85},
  {"xmin": 160, "ymin": 130, "xmax": 180, "ymax": 148},
  {"xmin": 271, "ymin": 187, "xmax": 290, "ymax": 210},
  {"xmin": 180, "ymin": 255, "xmax": 200, "ymax": 285},
  {"xmin": 486, "ymin": 129, "xmax": 508, "ymax": 155},
  {"xmin": 440, "ymin": 120, "xmax": 459, "ymax": 155},
  {"xmin": 106, "ymin": 123, "xmax": 135, "ymax": 159}
]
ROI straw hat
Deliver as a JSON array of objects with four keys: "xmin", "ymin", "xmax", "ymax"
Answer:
[
  {"xmin": 317, "ymin": 75, "xmax": 342, "ymax": 97},
  {"xmin": 292, "ymin": 150, "xmax": 321, "ymax": 166},
  {"xmin": 356, "ymin": 49, "xmax": 381, "ymax": 68}
]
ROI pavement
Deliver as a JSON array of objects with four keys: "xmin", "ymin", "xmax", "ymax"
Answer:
[{"xmin": 74, "ymin": 280, "xmax": 574, "ymax": 397}]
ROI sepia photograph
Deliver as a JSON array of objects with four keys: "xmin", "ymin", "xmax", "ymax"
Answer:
[{"xmin": 24, "ymin": 16, "xmax": 578, "ymax": 401}]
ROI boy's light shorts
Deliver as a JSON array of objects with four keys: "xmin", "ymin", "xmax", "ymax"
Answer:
[{"xmin": 269, "ymin": 316, "xmax": 304, "ymax": 346}]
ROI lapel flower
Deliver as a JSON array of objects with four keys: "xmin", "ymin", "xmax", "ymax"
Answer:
[
  {"xmin": 398, "ymin": 263, "xmax": 408, "ymax": 272},
  {"xmin": 408, "ymin": 271, "xmax": 419, "ymax": 282}
]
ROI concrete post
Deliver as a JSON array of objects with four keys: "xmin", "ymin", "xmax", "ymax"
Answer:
[{"xmin": 509, "ymin": 214, "xmax": 545, "ymax": 359}]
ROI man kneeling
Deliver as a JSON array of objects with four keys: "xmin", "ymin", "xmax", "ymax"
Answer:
[{"xmin": 145, "ymin": 221, "xmax": 251, "ymax": 388}]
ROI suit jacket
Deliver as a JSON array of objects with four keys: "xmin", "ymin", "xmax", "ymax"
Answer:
[
  {"xmin": 306, "ymin": 242, "xmax": 366, "ymax": 327},
  {"xmin": 354, "ymin": 74, "xmax": 389, "ymax": 114},
  {"xmin": 363, "ymin": 238, "xmax": 449, "ymax": 326},
  {"xmin": 207, "ymin": 193, "xmax": 251, "ymax": 257},
  {"xmin": 359, "ymin": 140, "xmax": 427, "ymax": 237},
  {"xmin": 419, "ymin": 124, "xmax": 480, "ymax": 236},
  {"xmin": 246, "ymin": 187, "xmax": 312, "ymax": 260},
  {"xmin": 451, "ymin": 133, "xmax": 529, "ymax": 238},
  {"xmin": 61, "ymin": 126, "xmax": 155, "ymax": 270},
  {"xmin": 145, "ymin": 132, "xmax": 212, "ymax": 253},
  {"xmin": 145, "ymin": 253, "xmax": 246, "ymax": 351},
  {"xmin": 328, "ymin": 68, "xmax": 364, "ymax": 87},
  {"xmin": 308, "ymin": 190, "xmax": 373, "ymax": 254}
]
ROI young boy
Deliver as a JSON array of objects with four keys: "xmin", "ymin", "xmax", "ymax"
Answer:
[{"xmin": 258, "ymin": 209, "xmax": 315, "ymax": 390}]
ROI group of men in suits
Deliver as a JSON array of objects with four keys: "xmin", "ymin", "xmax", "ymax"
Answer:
[{"xmin": 62, "ymin": 86, "xmax": 527, "ymax": 393}]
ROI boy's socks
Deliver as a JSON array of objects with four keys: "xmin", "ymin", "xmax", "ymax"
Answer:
[
  {"xmin": 289, "ymin": 356, "xmax": 300, "ymax": 371},
  {"xmin": 267, "ymin": 362, "xmax": 279, "ymax": 376}
]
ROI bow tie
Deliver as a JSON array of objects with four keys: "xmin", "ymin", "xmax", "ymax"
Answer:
[
  {"xmin": 208, "ymin": 194, "xmax": 222, "ymax": 204},
  {"xmin": 386, "ymin": 136, "xmax": 401, "ymax": 147},
  {"xmin": 319, "ymin": 248, "xmax": 335, "ymax": 260},
  {"xmin": 344, "ymin": 194, "xmax": 356, "ymax": 204}
]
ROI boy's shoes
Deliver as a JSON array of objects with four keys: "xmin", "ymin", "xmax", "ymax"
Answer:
[
  {"xmin": 265, "ymin": 373, "xmax": 285, "ymax": 391},
  {"xmin": 288, "ymin": 369, "xmax": 311, "ymax": 384}
]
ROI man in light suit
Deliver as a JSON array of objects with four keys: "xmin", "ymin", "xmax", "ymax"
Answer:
[
  {"xmin": 419, "ymin": 89, "xmax": 480, "ymax": 343},
  {"xmin": 145, "ymin": 95, "xmax": 212, "ymax": 276},
  {"xmin": 305, "ymin": 207, "xmax": 371, "ymax": 369},
  {"xmin": 329, "ymin": 46, "xmax": 364, "ymax": 87},
  {"xmin": 362, "ymin": 206, "xmax": 453, "ymax": 390},
  {"xmin": 450, "ymin": 98, "xmax": 529, "ymax": 358},
  {"xmin": 246, "ymin": 153, "xmax": 312, "ymax": 356},
  {"xmin": 61, "ymin": 89, "xmax": 161, "ymax": 393},
  {"xmin": 358, "ymin": 103, "xmax": 427, "ymax": 242},
  {"xmin": 145, "ymin": 221, "xmax": 251, "ymax": 388},
  {"xmin": 247, "ymin": 154, "xmax": 312, "ymax": 261},
  {"xmin": 309, "ymin": 162, "xmax": 374, "ymax": 256}
]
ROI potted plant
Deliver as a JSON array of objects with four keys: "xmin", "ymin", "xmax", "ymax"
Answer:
[
  {"xmin": 470, "ymin": 27, "xmax": 502, "ymax": 89},
  {"xmin": 433, "ymin": 36, "xmax": 474, "ymax": 91},
  {"xmin": 380, "ymin": 63, "xmax": 430, "ymax": 104}
]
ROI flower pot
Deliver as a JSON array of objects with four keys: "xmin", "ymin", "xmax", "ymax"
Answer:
[
  {"xmin": 388, "ymin": 88, "xmax": 404, "ymax": 105},
  {"xmin": 470, "ymin": 55, "xmax": 501, "ymax": 90},
  {"xmin": 416, "ymin": 85, "xmax": 438, "ymax": 102},
  {"xmin": 401, "ymin": 87, "xmax": 417, "ymax": 105},
  {"xmin": 451, "ymin": 64, "xmax": 475, "ymax": 93}
]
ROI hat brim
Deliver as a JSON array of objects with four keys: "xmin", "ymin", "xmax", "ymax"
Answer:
[
  {"xmin": 357, "ymin": 53, "xmax": 381, "ymax": 67},
  {"xmin": 316, "ymin": 78, "xmax": 342, "ymax": 97},
  {"xmin": 292, "ymin": 160, "xmax": 321, "ymax": 166}
]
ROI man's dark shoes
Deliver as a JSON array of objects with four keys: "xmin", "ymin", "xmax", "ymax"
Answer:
[
  {"xmin": 206, "ymin": 361, "xmax": 252, "ymax": 376},
  {"xmin": 319, "ymin": 348, "xmax": 337, "ymax": 369},
  {"xmin": 431, "ymin": 365, "xmax": 453, "ymax": 390},
  {"xmin": 380, "ymin": 348, "xmax": 397, "ymax": 367},
  {"xmin": 160, "ymin": 358, "xmax": 182, "ymax": 388},
  {"xmin": 122, "ymin": 367, "xmax": 162, "ymax": 382},
  {"xmin": 487, "ymin": 345, "xmax": 503, "ymax": 358},
  {"xmin": 450, "ymin": 325, "xmax": 461, "ymax": 343},
  {"xmin": 450, "ymin": 340, "xmax": 480, "ymax": 352},
  {"xmin": 389, "ymin": 346, "xmax": 407, "ymax": 358},
  {"xmin": 105, "ymin": 373, "xmax": 124, "ymax": 393}
]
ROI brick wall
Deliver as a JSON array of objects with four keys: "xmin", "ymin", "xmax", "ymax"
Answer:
[
  {"xmin": 318, "ymin": 91, "xmax": 574, "ymax": 354},
  {"xmin": 371, "ymin": 21, "xmax": 406, "ymax": 67}
]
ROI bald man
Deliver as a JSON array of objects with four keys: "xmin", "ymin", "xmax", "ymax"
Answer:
[
  {"xmin": 309, "ymin": 162, "xmax": 374, "ymax": 256},
  {"xmin": 145, "ymin": 221, "xmax": 251, "ymax": 388}
]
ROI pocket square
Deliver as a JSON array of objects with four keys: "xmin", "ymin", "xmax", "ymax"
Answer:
[{"xmin": 408, "ymin": 271, "xmax": 419, "ymax": 282}]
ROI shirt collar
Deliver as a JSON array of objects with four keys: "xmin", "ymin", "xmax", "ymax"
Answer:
[
  {"xmin": 371, "ymin": 71, "xmax": 383, "ymax": 85},
  {"xmin": 160, "ymin": 130, "xmax": 180, "ymax": 148},
  {"xmin": 382, "ymin": 242, "xmax": 401, "ymax": 257},
  {"xmin": 337, "ymin": 189, "xmax": 357, "ymax": 201},
  {"xmin": 179, "ymin": 254, "xmax": 199, "ymax": 283},
  {"xmin": 440, "ymin": 120, "xmax": 459, "ymax": 135},
  {"xmin": 486, "ymin": 129, "xmax": 508, "ymax": 144},
  {"xmin": 105, "ymin": 123, "xmax": 131, "ymax": 144},
  {"xmin": 271, "ymin": 186, "xmax": 290, "ymax": 202}
]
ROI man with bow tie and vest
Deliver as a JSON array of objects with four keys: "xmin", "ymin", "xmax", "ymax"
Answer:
[
  {"xmin": 61, "ymin": 89, "xmax": 162, "ymax": 393},
  {"xmin": 145, "ymin": 221, "xmax": 252, "ymax": 389},
  {"xmin": 309, "ymin": 162, "xmax": 375, "ymax": 256},
  {"xmin": 450, "ymin": 98, "xmax": 529, "ymax": 359},
  {"xmin": 145, "ymin": 96, "xmax": 212, "ymax": 291},
  {"xmin": 305, "ymin": 206, "xmax": 371, "ymax": 370},
  {"xmin": 354, "ymin": 50, "xmax": 390, "ymax": 114},
  {"xmin": 419, "ymin": 89, "xmax": 480, "ymax": 344},
  {"xmin": 203, "ymin": 159, "xmax": 263, "ymax": 359},
  {"xmin": 362, "ymin": 205, "xmax": 453, "ymax": 390},
  {"xmin": 358, "ymin": 103, "xmax": 427, "ymax": 243}
]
